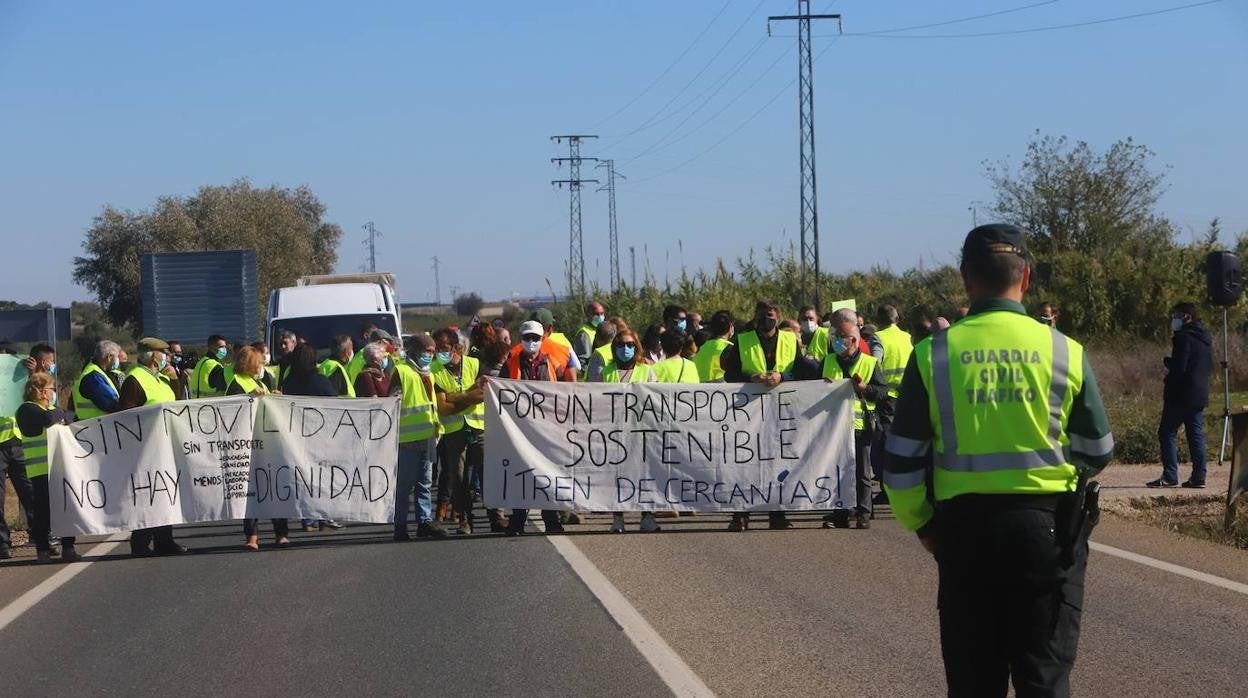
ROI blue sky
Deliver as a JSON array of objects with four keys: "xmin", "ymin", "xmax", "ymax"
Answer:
[{"xmin": 2, "ymin": 0, "xmax": 1244, "ymax": 305}]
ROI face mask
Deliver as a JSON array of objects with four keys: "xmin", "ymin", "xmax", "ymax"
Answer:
[
  {"xmin": 1038, "ymin": 315, "xmax": 1053, "ymax": 325},
  {"xmin": 48, "ymin": 362, "xmax": 57, "ymax": 376},
  {"xmin": 416, "ymin": 353, "xmax": 434, "ymax": 368},
  {"xmin": 614, "ymin": 345, "xmax": 636, "ymax": 363},
  {"xmin": 158, "ymin": 355, "xmax": 168, "ymax": 372},
  {"xmin": 49, "ymin": 390, "xmax": 58, "ymax": 406},
  {"xmin": 591, "ymin": 314, "xmax": 605, "ymax": 327},
  {"xmin": 522, "ymin": 339, "xmax": 542, "ymax": 355},
  {"xmin": 831, "ymin": 337, "xmax": 849, "ymax": 355},
  {"xmin": 110, "ymin": 357, "xmax": 121, "ymax": 371},
  {"xmin": 263, "ymin": 353, "xmax": 272, "ymax": 365},
  {"xmin": 214, "ymin": 347, "xmax": 228, "ymax": 361},
  {"xmin": 801, "ymin": 320, "xmax": 817, "ymax": 334},
  {"xmin": 674, "ymin": 319, "xmax": 687, "ymax": 333},
  {"xmin": 1171, "ymin": 317, "xmax": 1184, "ymax": 332},
  {"xmin": 381, "ymin": 357, "xmax": 392, "ymax": 372},
  {"xmin": 756, "ymin": 317, "xmax": 777, "ymax": 333},
  {"xmin": 436, "ymin": 351, "xmax": 452, "ymax": 365},
  {"xmin": 398, "ymin": 350, "xmax": 408, "ymax": 360}
]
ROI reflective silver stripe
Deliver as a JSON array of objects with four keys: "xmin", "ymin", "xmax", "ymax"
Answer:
[
  {"xmin": 401, "ymin": 405, "xmax": 434, "ymax": 415},
  {"xmin": 942, "ymin": 447, "xmax": 1071, "ymax": 473},
  {"xmin": 886, "ymin": 433, "xmax": 931, "ymax": 458},
  {"xmin": 400, "ymin": 424, "xmax": 436, "ymax": 435},
  {"xmin": 1048, "ymin": 329, "xmax": 1069, "ymax": 447},
  {"xmin": 930, "ymin": 331, "xmax": 958, "ymax": 456},
  {"xmin": 442, "ymin": 415, "xmax": 465, "ymax": 427},
  {"xmin": 883, "ymin": 469, "xmax": 926, "ymax": 490},
  {"xmin": 881, "ymin": 367, "xmax": 905, "ymax": 377},
  {"xmin": 1070, "ymin": 432, "xmax": 1114, "ymax": 457}
]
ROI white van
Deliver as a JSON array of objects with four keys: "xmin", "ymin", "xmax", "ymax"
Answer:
[{"xmin": 266, "ymin": 273, "xmax": 401, "ymax": 355}]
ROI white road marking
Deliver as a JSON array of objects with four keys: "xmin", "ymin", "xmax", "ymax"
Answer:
[
  {"xmin": 1091, "ymin": 541, "xmax": 1248, "ymax": 596},
  {"xmin": 0, "ymin": 534, "xmax": 128, "ymax": 633},
  {"xmin": 528, "ymin": 517, "xmax": 714, "ymax": 698}
]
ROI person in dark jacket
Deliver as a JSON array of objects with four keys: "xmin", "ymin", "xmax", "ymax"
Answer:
[
  {"xmin": 1149, "ymin": 302, "xmax": 1213, "ymax": 488},
  {"xmin": 281, "ymin": 343, "xmax": 344, "ymax": 534}
]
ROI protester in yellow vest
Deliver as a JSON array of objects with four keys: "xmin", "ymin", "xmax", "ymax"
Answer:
[
  {"xmin": 873, "ymin": 304, "xmax": 913, "ymax": 400},
  {"xmin": 390, "ymin": 334, "xmax": 448, "ymax": 540},
  {"xmin": 320, "ymin": 334, "xmax": 357, "ymax": 397},
  {"xmin": 0, "ymin": 346, "xmax": 37, "ymax": 560},
  {"xmin": 118, "ymin": 337, "xmax": 187, "ymax": 557},
  {"xmin": 431, "ymin": 328, "xmax": 494, "ymax": 534},
  {"xmin": 653, "ymin": 331, "xmax": 701, "ymax": 385},
  {"xmin": 191, "ymin": 334, "xmax": 230, "ymax": 398},
  {"xmin": 585, "ymin": 319, "xmax": 620, "ymax": 383},
  {"xmin": 16, "ymin": 372, "xmax": 78, "ymax": 563},
  {"xmin": 72, "ymin": 340, "xmax": 122, "ymax": 420},
  {"xmin": 573, "ymin": 300, "xmax": 605, "ymax": 368},
  {"xmin": 693, "ymin": 310, "xmax": 734, "ymax": 383},
  {"xmin": 718, "ymin": 300, "xmax": 812, "ymax": 532},
  {"xmin": 883, "ymin": 224, "xmax": 1114, "ymax": 694},
  {"xmin": 821, "ymin": 319, "xmax": 889, "ymax": 530},
  {"xmin": 595, "ymin": 329, "xmax": 660, "ymax": 534}
]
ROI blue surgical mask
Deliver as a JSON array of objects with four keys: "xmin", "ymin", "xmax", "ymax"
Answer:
[
  {"xmin": 214, "ymin": 347, "xmax": 228, "ymax": 361},
  {"xmin": 614, "ymin": 345, "xmax": 636, "ymax": 363},
  {"xmin": 436, "ymin": 351, "xmax": 452, "ymax": 365},
  {"xmin": 831, "ymin": 337, "xmax": 849, "ymax": 355},
  {"xmin": 48, "ymin": 363, "xmax": 57, "ymax": 376},
  {"xmin": 158, "ymin": 355, "xmax": 168, "ymax": 372},
  {"xmin": 381, "ymin": 357, "xmax": 393, "ymax": 372},
  {"xmin": 591, "ymin": 314, "xmax": 605, "ymax": 327},
  {"xmin": 674, "ymin": 319, "xmax": 687, "ymax": 332},
  {"xmin": 416, "ymin": 353, "xmax": 434, "ymax": 368}
]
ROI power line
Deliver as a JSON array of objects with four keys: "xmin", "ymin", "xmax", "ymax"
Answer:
[
  {"xmin": 596, "ymin": 160, "xmax": 625, "ymax": 292},
  {"xmin": 850, "ymin": 0, "xmax": 1057, "ymax": 36},
  {"xmin": 551, "ymin": 135, "xmax": 599, "ymax": 300},
  {"xmin": 590, "ymin": 0, "xmax": 736, "ymax": 130},
  {"xmin": 597, "ymin": 0, "xmax": 769, "ymax": 151},
  {"xmin": 846, "ymin": 0, "xmax": 1221, "ymax": 39}
]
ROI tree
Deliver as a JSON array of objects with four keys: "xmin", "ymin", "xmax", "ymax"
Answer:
[
  {"xmin": 73, "ymin": 179, "xmax": 342, "ymax": 328},
  {"xmin": 453, "ymin": 292, "xmax": 484, "ymax": 317}
]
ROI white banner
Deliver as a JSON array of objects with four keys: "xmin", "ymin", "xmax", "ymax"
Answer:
[
  {"xmin": 47, "ymin": 395, "xmax": 399, "ymax": 536},
  {"xmin": 484, "ymin": 379, "xmax": 857, "ymax": 512}
]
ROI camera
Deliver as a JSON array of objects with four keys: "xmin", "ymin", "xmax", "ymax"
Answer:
[{"xmin": 170, "ymin": 350, "xmax": 198, "ymax": 373}]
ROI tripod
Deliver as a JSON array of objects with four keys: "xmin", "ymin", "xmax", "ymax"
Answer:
[{"xmin": 1217, "ymin": 307, "xmax": 1233, "ymax": 464}]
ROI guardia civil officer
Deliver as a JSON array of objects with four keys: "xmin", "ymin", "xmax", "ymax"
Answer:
[{"xmin": 883, "ymin": 224, "xmax": 1114, "ymax": 697}]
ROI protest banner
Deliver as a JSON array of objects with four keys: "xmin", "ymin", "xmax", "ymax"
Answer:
[
  {"xmin": 484, "ymin": 379, "xmax": 857, "ymax": 512},
  {"xmin": 0, "ymin": 354, "xmax": 29, "ymax": 421},
  {"xmin": 47, "ymin": 395, "xmax": 399, "ymax": 536}
]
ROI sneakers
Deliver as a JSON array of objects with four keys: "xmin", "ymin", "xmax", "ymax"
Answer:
[
  {"xmin": 1181, "ymin": 480, "xmax": 1207, "ymax": 489},
  {"xmin": 854, "ymin": 512, "xmax": 871, "ymax": 530},
  {"xmin": 1146, "ymin": 478, "xmax": 1179, "ymax": 488},
  {"xmin": 823, "ymin": 510, "xmax": 851, "ymax": 529},
  {"xmin": 610, "ymin": 513, "xmax": 626, "ymax": 534},
  {"xmin": 302, "ymin": 522, "xmax": 319, "ymax": 533},
  {"xmin": 768, "ymin": 514, "xmax": 794, "ymax": 530},
  {"xmin": 727, "ymin": 514, "xmax": 748, "ymax": 532},
  {"xmin": 545, "ymin": 520, "xmax": 566, "ymax": 535},
  {"xmin": 393, "ymin": 529, "xmax": 411, "ymax": 542},
  {"xmin": 37, "ymin": 550, "xmax": 53, "ymax": 564},
  {"xmin": 416, "ymin": 522, "xmax": 448, "ymax": 539},
  {"xmin": 565, "ymin": 512, "xmax": 582, "ymax": 525},
  {"xmin": 640, "ymin": 512, "xmax": 661, "ymax": 533},
  {"xmin": 457, "ymin": 514, "xmax": 472, "ymax": 536},
  {"xmin": 319, "ymin": 519, "xmax": 343, "ymax": 530},
  {"xmin": 61, "ymin": 547, "xmax": 84, "ymax": 562}
]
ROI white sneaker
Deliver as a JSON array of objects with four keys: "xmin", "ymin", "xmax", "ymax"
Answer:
[
  {"xmin": 610, "ymin": 513, "xmax": 626, "ymax": 533},
  {"xmin": 640, "ymin": 512, "xmax": 661, "ymax": 533}
]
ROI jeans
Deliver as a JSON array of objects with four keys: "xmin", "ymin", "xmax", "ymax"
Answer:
[
  {"xmin": 395, "ymin": 439, "xmax": 435, "ymax": 531},
  {"xmin": 1159, "ymin": 402, "xmax": 1207, "ymax": 484},
  {"xmin": 1, "ymin": 440, "xmax": 35, "ymax": 547}
]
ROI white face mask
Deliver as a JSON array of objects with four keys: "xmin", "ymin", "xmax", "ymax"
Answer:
[
  {"xmin": 801, "ymin": 320, "xmax": 817, "ymax": 334},
  {"xmin": 1171, "ymin": 317, "xmax": 1184, "ymax": 332},
  {"xmin": 264, "ymin": 353, "xmax": 272, "ymax": 365},
  {"xmin": 522, "ymin": 339, "xmax": 542, "ymax": 355}
]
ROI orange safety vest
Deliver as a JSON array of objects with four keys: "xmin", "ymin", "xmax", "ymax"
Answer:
[{"xmin": 504, "ymin": 340, "xmax": 570, "ymax": 381}]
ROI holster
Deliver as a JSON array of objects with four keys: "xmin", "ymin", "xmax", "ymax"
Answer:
[{"xmin": 1057, "ymin": 473, "xmax": 1101, "ymax": 568}]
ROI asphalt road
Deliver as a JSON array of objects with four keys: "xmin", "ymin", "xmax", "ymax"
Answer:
[{"xmin": 2, "ymin": 507, "xmax": 1247, "ymax": 697}]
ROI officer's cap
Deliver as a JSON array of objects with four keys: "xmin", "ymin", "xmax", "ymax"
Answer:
[{"xmin": 961, "ymin": 224, "xmax": 1029, "ymax": 263}]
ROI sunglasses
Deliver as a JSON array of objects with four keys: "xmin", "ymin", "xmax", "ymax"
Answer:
[
  {"xmin": 615, "ymin": 342, "xmax": 637, "ymax": 348},
  {"xmin": 521, "ymin": 334, "xmax": 543, "ymax": 342}
]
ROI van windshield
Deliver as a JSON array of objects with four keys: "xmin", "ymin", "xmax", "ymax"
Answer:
[{"xmin": 270, "ymin": 314, "xmax": 400, "ymax": 355}]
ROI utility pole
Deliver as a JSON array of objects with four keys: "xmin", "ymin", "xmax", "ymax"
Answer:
[
  {"xmin": 769, "ymin": 2, "xmax": 841, "ymax": 313},
  {"xmin": 630, "ymin": 246, "xmax": 637, "ymax": 289},
  {"xmin": 596, "ymin": 159, "xmax": 625, "ymax": 293},
  {"xmin": 551, "ymin": 135, "xmax": 598, "ymax": 301},
  {"xmin": 431, "ymin": 256, "xmax": 442, "ymax": 305},
  {"xmin": 361, "ymin": 221, "xmax": 381, "ymax": 273}
]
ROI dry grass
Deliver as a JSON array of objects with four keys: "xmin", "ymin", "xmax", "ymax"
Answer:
[{"xmin": 1103, "ymin": 494, "xmax": 1248, "ymax": 550}]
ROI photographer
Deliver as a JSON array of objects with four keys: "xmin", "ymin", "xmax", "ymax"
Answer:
[{"xmin": 166, "ymin": 341, "xmax": 194, "ymax": 400}]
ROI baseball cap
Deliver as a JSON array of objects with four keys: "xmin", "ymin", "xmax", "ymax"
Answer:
[
  {"xmin": 961, "ymin": 224, "xmax": 1029, "ymax": 262},
  {"xmin": 368, "ymin": 329, "xmax": 396, "ymax": 342},
  {"xmin": 136, "ymin": 337, "xmax": 169, "ymax": 352},
  {"xmin": 518, "ymin": 321, "xmax": 544, "ymax": 338},
  {"xmin": 528, "ymin": 308, "xmax": 555, "ymax": 327}
]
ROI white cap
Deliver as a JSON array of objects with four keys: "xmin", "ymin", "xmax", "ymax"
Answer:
[{"xmin": 518, "ymin": 321, "xmax": 544, "ymax": 338}]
